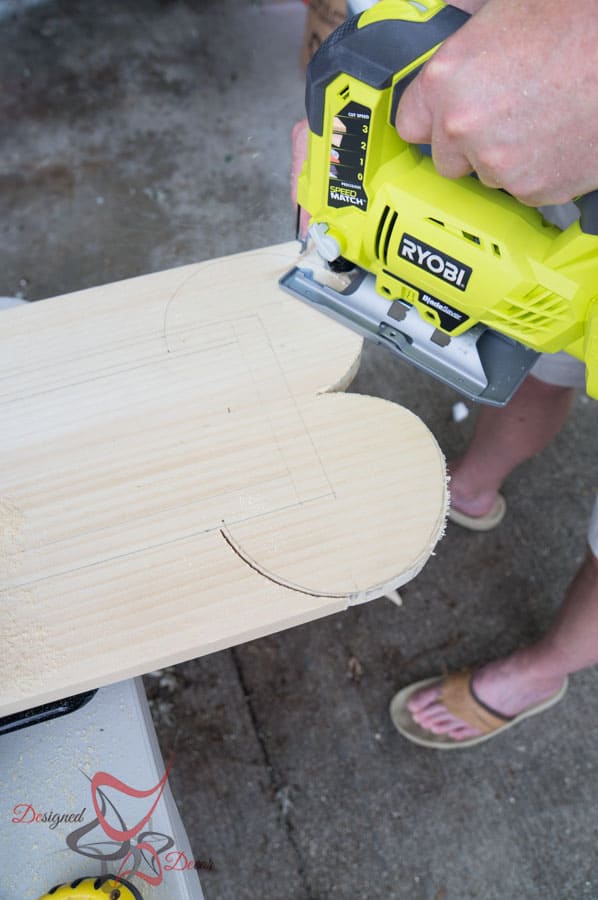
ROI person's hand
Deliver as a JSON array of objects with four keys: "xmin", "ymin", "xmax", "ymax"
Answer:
[
  {"xmin": 291, "ymin": 119, "xmax": 311, "ymax": 240},
  {"xmin": 395, "ymin": 0, "xmax": 598, "ymax": 206}
]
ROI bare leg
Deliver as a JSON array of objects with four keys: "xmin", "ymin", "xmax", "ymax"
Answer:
[
  {"xmin": 409, "ymin": 549, "xmax": 598, "ymax": 740},
  {"xmin": 449, "ymin": 375, "xmax": 575, "ymax": 518},
  {"xmin": 407, "ymin": 374, "xmax": 581, "ymax": 741}
]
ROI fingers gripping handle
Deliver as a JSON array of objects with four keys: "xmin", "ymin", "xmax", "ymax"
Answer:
[
  {"xmin": 388, "ymin": 4, "xmax": 469, "ymax": 124},
  {"xmin": 305, "ymin": 1, "xmax": 469, "ymax": 136},
  {"xmin": 306, "ymin": 0, "xmax": 598, "ymax": 234}
]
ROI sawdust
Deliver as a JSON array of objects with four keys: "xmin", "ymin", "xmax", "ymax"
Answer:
[
  {"xmin": 0, "ymin": 499, "xmax": 68, "ymax": 712},
  {"xmin": 296, "ymin": 239, "xmax": 355, "ymax": 293},
  {"xmin": 0, "ymin": 496, "xmax": 25, "ymax": 584},
  {"xmin": 0, "ymin": 586, "xmax": 67, "ymax": 710}
]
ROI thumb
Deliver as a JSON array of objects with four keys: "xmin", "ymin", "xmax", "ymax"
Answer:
[{"xmin": 291, "ymin": 118, "xmax": 309, "ymax": 204}]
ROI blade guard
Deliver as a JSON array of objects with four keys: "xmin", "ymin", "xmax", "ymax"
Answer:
[{"xmin": 280, "ymin": 262, "xmax": 539, "ymax": 406}]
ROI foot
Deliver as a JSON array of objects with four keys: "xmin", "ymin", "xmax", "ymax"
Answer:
[
  {"xmin": 448, "ymin": 459, "xmax": 501, "ymax": 520},
  {"xmin": 407, "ymin": 652, "xmax": 566, "ymax": 741}
]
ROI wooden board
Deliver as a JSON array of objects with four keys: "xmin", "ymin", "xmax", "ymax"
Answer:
[{"xmin": 0, "ymin": 242, "xmax": 447, "ymax": 716}]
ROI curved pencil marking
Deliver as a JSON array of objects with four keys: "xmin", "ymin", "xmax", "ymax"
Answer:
[{"xmin": 219, "ymin": 527, "xmax": 347, "ymax": 600}]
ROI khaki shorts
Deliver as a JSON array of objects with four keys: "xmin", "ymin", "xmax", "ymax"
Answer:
[{"xmin": 530, "ymin": 352, "xmax": 587, "ymax": 390}]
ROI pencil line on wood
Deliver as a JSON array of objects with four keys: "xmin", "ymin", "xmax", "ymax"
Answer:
[{"xmin": 219, "ymin": 527, "xmax": 347, "ymax": 600}]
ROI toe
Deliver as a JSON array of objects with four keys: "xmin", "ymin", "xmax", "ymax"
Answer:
[
  {"xmin": 406, "ymin": 683, "xmax": 442, "ymax": 713},
  {"xmin": 412, "ymin": 702, "xmax": 460, "ymax": 731},
  {"xmin": 402, "ymin": 677, "xmax": 487, "ymax": 742},
  {"xmin": 411, "ymin": 699, "xmax": 484, "ymax": 739}
]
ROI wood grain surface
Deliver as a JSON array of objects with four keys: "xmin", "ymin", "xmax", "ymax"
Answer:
[{"xmin": 0, "ymin": 242, "xmax": 447, "ymax": 716}]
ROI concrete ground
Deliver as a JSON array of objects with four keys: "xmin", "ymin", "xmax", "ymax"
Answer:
[{"xmin": 2, "ymin": 1, "xmax": 597, "ymax": 897}]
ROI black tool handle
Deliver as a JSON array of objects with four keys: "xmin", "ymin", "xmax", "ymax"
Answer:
[{"xmin": 305, "ymin": 4, "xmax": 469, "ymax": 136}]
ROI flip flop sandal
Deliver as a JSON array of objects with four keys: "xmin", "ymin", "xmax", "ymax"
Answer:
[
  {"xmin": 389, "ymin": 669, "xmax": 568, "ymax": 750},
  {"xmin": 448, "ymin": 494, "xmax": 507, "ymax": 531}
]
